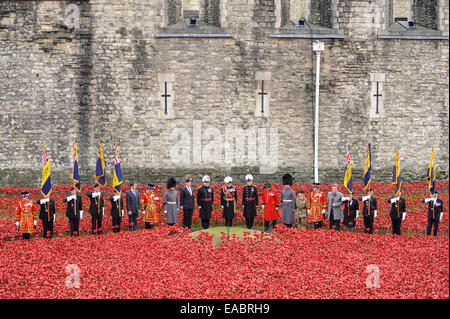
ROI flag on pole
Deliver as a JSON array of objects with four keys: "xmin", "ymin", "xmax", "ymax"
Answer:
[
  {"xmin": 363, "ymin": 143, "xmax": 372, "ymax": 192},
  {"xmin": 112, "ymin": 143, "xmax": 123, "ymax": 194},
  {"xmin": 426, "ymin": 148, "xmax": 436, "ymax": 195},
  {"xmin": 40, "ymin": 146, "xmax": 52, "ymax": 197},
  {"xmin": 391, "ymin": 146, "xmax": 402, "ymax": 195},
  {"xmin": 343, "ymin": 144, "xmax": 352, "ymax": 193},
  {"xmin": 72, "ymin": 142, "xmax": 81, "ymax": 192},
  {"xmin": 94, "ymin": 139, "xmax": 107, "ymax": 187}
]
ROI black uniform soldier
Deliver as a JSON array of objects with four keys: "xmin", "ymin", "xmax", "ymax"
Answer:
[
  {"xmin": 423, "ymin": 191, "xmax": 444, "ymax": 236},
  {"xmin": 387, "ymin": 190, "xmax": 406, "ymax": 235},
  {"xmin": 64, "ymin": 187, "xmax": 83, "ymax": 237},
  {"xmin": 221, "ymin": 176, "xmax": 238, "ymax": 227},
  {"xmin": 197, "ymin": 175, "xmax": 214, "ymax": 229},
  {"xmin": 109, "ymin": 193, "xmax": 124, "ymax": 233},
  {"xmin": 342, "ymin": 192, "xmax": 359, "ymax": 232},
  {"xmin": 37, "ymin": 197, "xmax": 56, "ymax": 238},
  {"xmin": 180, "ymin": 176, "xmax": 195, "ymax": 229},
  {"xmin": 242, "ymin": 174, "xmax": 259, "ymax": 229},
  {"xmin": 86, "ymin": 184, "xmax": 105, "ymax": 235},
  {"xmin": 360, "ymin": 190, "xmax": 377, "ymax": 234}
]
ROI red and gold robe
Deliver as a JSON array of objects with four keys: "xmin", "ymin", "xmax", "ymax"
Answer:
[
  {"xmin": 15, "ymin": 199, "xmax": 38, "ymax": 234},
  {"xmin": 307, "ymin": 190, "xmax": 327, "ymax": 222},
  {"xmin": 141, "ymin": 191, "xmax": 159, "ymax": 223},
  {"xmin": 262, "ymin": 187, "xmax": 280, "ymax": 221}
]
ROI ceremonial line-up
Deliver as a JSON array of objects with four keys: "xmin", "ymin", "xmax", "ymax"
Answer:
[{"xmin": 13, "ymin": 141, "xmax": 444, "ymax": 240}]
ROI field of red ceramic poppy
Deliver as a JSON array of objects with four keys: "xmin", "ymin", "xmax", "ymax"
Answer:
[{"xmin": 0, "ymin": 181, "xmax": 448, "ymax": 298}]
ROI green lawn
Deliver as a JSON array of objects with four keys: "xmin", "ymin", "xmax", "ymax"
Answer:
[{"xmin": 189, "ymin": 226, "xmax": 263, "ymax": 246}]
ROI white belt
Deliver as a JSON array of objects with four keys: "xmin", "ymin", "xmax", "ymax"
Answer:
[{"xmin": 167, "ymin": 201, "xmax": 177, "ymax": 204}]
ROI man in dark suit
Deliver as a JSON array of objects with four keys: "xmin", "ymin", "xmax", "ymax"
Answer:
[
  {"xmin": 64, "ymin": 187, "xmax": 83, "ymax": 237},
  {"xmin": 86, "ymin": 184, "xmax": 104, "ymax": 235},
  {"xmin": 423, "ymin": 191, "xmax": 444, "ymax": 236},
  {"xmin": 109, "ymin": 193, "xmax": 124, "ymax": 233},
  {"xmin": 37, "ymin": 196, "xmax": 56, "ymax": 238},
  {"xmin": 360, "ymin": 190, "xmax": 377, "ymax": 234},
  {"xmin": 388, "ymin": 190, "xmax": 406, "ymax": 235},
  {"xmin": 180, "ymin": 176, "xmax": 195, "ymax": 229},
  {"xmin": 126, "ymin": 182, "xmax": 140, "ymax": 231}
]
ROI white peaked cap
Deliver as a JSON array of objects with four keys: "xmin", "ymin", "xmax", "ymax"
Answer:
[
  {"xmin": 245, "ymin": 174, "xmax": 253, "ymax": 181},
  {"xmin": 202, "ymin": 175, "xmax": 211, "ymax": 183},
  {"xmin": 224, "ymin": 176, "xmax": 233, "ymax": 183}
]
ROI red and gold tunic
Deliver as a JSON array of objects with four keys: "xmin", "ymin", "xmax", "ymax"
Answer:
[
  {"xmin": 307, "ymin": 190, "xmax": 327, "ymax": 222},
  {"xmin": 15, "ymin": 199, "xmax": 38, "ymax": 234},
  {"xmin": 141, "ymin": 191, "xmax": 159, "ymax": 223}
]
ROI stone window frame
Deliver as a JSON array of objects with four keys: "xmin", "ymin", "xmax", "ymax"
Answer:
[
  {"xmin": 386, "ymin": 0, "xmax": 440, "ymax": 31},
  {"xmin": 163, "ymin": 0, "xmax": 225, "ymax": 28},
  {"xmin": 275, "ymin": 0, "xmax": 339, "ymax": 30}
]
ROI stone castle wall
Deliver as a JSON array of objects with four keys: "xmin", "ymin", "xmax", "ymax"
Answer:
[{"xmin": 0, "ymin": 0, "xmax": 448, "ymax": 187}]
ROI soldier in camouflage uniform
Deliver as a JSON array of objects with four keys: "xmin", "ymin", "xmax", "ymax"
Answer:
[{"xmin": 295, "ymin": 190, "xmax": 308, "ymax": 228}]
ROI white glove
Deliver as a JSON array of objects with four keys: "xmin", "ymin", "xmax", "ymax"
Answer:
[
  {"xmin": 424, "ymin": 197, "xmax": 433, "ymax": 203},
  {"xmin": 80, "ymin": 211, "xmax": 83, "ymax": 219},
  {"xmin": 307, "ymin": 210, "xmax": 310, "ymax": 215},
  {"xmin": 221, "ymin": 205, "xmax": 224, "ymax": 209},
  {"xmin": 154, "ymin": 197, "xmax": 159, "ymax": 201},
  {"xmin": 341, "ymin": 197, "xmax": 349, "ymax": 201},
  {"xmin": 275, "ymin": 207, "xmax": 278, "ymax": 210},
  {"xmin": 40, "ymin": 198, "xmax": 50, "ymax": 204},
  {"xmin": 356, "ymin": 210, "xmax": 359, "ymax": 218},
  {"xmin": 121, "ymin": 210, "xmax": 124, "ymax": 217},
  {"xmin": 113, "ymin": 195, "xmax": 120, "ymax": 201},
  {"xmin": 164, "ymin": 211, "xmax": 167, "ymax": 214},
  {"xmin": 402, "ymin": 212, "xmax": 406, "ymax": 221},
  {"xmin": 322, "ymin": 209, "xmax": 326, "ymax": 214},
  {"xmin": 66, "ymin": 195, "xmax": 75, "ymax": 202},
  {"xmin": 34, "ymin": 220, "xmax": 37, "ymax": 226},
  {"xmin": 374, "ymin": 210, "xmax": 377, "ymax": 218},
  {"xmin": 141, "ymin": 211, "xmax": 145, "ymax": 215},
  {"xmin": 15, "ymin": 222, "xmax": 19, "ymax": 227},
  {"xmin": 440, "ymin": 212, "xmax": 443, "ymax": 221},
  {"xmin": 362, "ymin": 195, "xmax": 370, "ymax": 202},
  {"xmin": 198, "ymin": 206, "xmax": 202, "ymax": 209},
  {"xmin": 262, "ymin": 204, "xmax": 265, "ymax": 209}
]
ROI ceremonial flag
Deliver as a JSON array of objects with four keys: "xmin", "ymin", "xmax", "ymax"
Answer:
[
  {"xmin": 343, "ymin": 144, "xmax": 352, "ymax": 193},
  {"xmin": 94, "ymin": 139, "xmax": 106, "ymax": 187},
  {"xmin": 40, "ymin": 146, "xmax": 52, "ymax": 197},
  {"xmin": 72, "ymin": 142, "xmax": 81, "ymax": 192},
  {"xmin": 363, "ymin": 143, "xmax": 372, "ymax": 192},
  {"xmin": 391, "ymin": 146, "xmax": 402, "ymax": 195},
  {"xmin": 112, "ymin": 143, "xmax": 123, "ymax": 194},
  {"xmin": 426, "ymin": 148, "xmax": 436, "ymax": 195}
]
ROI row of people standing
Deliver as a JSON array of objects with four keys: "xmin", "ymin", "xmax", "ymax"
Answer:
[{"xmin": 14, "ymin": 175, "xmax": 445, "ymax": 239}]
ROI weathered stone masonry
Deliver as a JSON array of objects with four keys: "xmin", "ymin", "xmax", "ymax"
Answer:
[{"xmin": 0, "ymin": 0, "xmax": 448, "ymax": 187}]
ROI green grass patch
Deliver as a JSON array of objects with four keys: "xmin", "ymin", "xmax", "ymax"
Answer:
[{"xmin": 189, "ymin": 226, "xmax": 263, "ymax": 246}]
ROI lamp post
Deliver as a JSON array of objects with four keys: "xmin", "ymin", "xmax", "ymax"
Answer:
[{"xmin": 312, "ymin": 40, "xmax": 325, "ymax": 184}]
